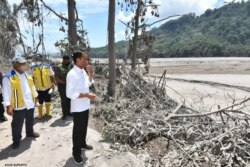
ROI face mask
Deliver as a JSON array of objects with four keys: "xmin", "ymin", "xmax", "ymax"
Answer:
[
  {"xmin": 20, "ymin": 65, "xmax": 27, "ymax": 72},
  {"xmin": 36, "ymin": 61, "xmax": 42, "ymax": 65}
]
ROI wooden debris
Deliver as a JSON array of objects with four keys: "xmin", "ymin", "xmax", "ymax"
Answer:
[{"xmin": 93, "ymin": 66, "xmax": 250, "ymax": 166}]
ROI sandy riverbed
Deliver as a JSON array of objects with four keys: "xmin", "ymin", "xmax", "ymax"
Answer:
[
  {"xmin": 1, "ymin": 57, "xmax": 250, "ymax": 167},
  {"xmin": 147, "ymin": 57, "xmax": 250, "ymax": 113}
]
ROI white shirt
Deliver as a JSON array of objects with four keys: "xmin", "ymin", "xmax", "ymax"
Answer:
[
  {"xmin": 2, "ymin": 70, "xmax": 38, "ymax": 110},
  {"xmin": 66, "ymin": 65, "xmax": 93, "ymax": 112}
]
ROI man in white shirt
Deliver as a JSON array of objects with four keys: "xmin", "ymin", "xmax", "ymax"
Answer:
[
  {"xmin": 66, "ymin": 52, "xmax": 96, "ymax": 164},
  {"xmin": 2, "ymin": 57, "xmax": 40, "ymax": 149}
]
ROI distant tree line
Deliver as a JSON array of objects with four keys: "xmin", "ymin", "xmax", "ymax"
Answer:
[
  {"xmin": 151, "ymin": 1, "xmax": 250, "ymax": 57},
  {"xmin": 91, "ymin": 1, "xmax": 250, "ymax": 58}
]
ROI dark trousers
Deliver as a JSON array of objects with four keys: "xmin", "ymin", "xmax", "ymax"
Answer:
[
  {"xmin": 58, "ymin": 84, "xmax": 71, "ymax": 116},
  {"xmin": 11, "ymin": 108, "xmax": 34, "ymax": 143},
  {"xmin": 37, "ymin": 89, "xmax": 51, "ymax": 104},
  {"xmin": 72, "ymin": 110, "xmax": 89, "ymax": 156},
  {"xmin": 0, "ymin": 93, "xmax": 5, "ymax": 118}
]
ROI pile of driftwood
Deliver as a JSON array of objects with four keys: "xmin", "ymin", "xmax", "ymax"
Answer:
[{"xmin": 93, "ymin": 66, "xmax": 250, "ymax": 166}]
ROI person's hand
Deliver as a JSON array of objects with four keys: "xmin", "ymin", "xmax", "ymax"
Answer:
[
  {"xmin": 34, "ymin": 98, "xmax": 40, "ymax": 107},
  {"xmin": 79, "ymin": 93, "xmax": 96, "ymax": 100},
  {"xmin": 51, "ymin": 84, "xmax": 55, "ymax": 91},
  {"xmin": 86, "ymin": 65, "xmax": 93, "ymax": 75},
  {"xmin": 86, "ymin": 93, "xmax": 96, "ymax": 100},
  {"xmin": 7, "ymin": 106, "xmax": 13, "ymax": 116}
]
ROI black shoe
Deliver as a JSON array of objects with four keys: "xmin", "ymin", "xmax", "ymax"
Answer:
[
  {"xmin": 72, "ymin": 155, "xmax": 83, "ymax": 164},
  {"xmin": 61, "ymin": 115, "xmax": 67, "ymax": 120},
  {"xmin": 27, "ymin": 132, "xmax": 40, "ymax": 138},
  {"xmin": 0, "ymin": 116, "xmax": 8, "ymax": 122},
  {"xmin": 12, "ymin": 142, "xmax": 20, "ymax": 149},
  {"xmin": 81, "ymin": 144, "xmax": 93, "ymax": 150},
  {"xmin": 45, "ymin": 114, "xmax": 52, "ymax": 118}
]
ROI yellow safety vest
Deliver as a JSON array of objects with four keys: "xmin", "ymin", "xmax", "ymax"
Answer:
[
  {"xmin": 6, "ymin": 70, "xmax": 35, "ymax": 109},
  {"xmin": 31, "ymin": 64, "xmax": 52, "ymax": 90}
]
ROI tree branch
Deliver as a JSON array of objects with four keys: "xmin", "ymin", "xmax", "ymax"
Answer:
[
  {"xmin": 40, "ymin": 0, "xmax": 68, "ymax": 22},
  {"xmin": 74, "ymin": 1, "xmax": 84, "ymax": 26},
  {"xmin": 165, "ymin": 97, "xmax": 250, "ymax": 121},
  {"xmin": 33, "ymin": 34, "xmax": 43, "ymax": 54},
  {"xmin": 118, "ymin": 19, "xmax": 133, "ymax": 29}
]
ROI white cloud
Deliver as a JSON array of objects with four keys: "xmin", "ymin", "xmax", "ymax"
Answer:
[
  {"xmin": 42, "ymin": 0, "xmax": 67, "ymax": 5},
  {"xmin": 77, "ymin": 0, "xmax": 108, "ymax": 5},
  {"xmin": 7, "ymin": 0, "xmax": 66, "ymax": 7},
  {"xmin": 78, "ymin": 7, "xmax": 107, "ymax": 14},
  {"xmin": 225, "ymin": 0, "xmax": 248, "ymax": 2},
  {"xmin": 119, "ymin": 30, "xmax": 125, "ymax": 36},
  {"xmin": 115, "ymin": 0, "xmax": 224, "ymax": 30},
  {"xmin": 117, "ymin": 10, "xmax": 135, "ymax": 23},
  {"xmin": 153, "ymin": 0, "xmax": 248, "ymax": 20},
  {"xmin": 76, "ymin": 0, "xmax": 108, "ymax": 14},
  {"xmin": 7, "ymin": 0, "xmax": 22, "ymax": 5},
  {"xmin": 154, "ymin": 0, "xmax": 218, "ymax": 19},
  {"xmin": 8, "ymin": 0, "xmax": 108, "ymax": 15}
]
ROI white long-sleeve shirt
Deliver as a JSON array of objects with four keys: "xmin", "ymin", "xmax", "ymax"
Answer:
[
  {"xmin": 2, "ymin": 70, "xmax": 38, "ymax": 110},
  {"xmin": 66, "ymin": 65, "xmax": 93, "ymax": 112}
]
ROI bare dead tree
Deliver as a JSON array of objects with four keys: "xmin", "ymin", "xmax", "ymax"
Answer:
[
  {"xmin": 118, "ymin": 0, "xmax": 160, "ymax": 70},
  {"xmin": 40, "ymin": 0, "xmax": 89, "ymax": 54},
  {"xmin": 67, "ymin": 0, "xmax": 77, "ymax": 51},
  {"xmin": 107, "ymin": 0, "xmax": 116, "ymax": 97},
  {"xmin": 0, "ymin": 0, "xmax": 19, "ymax": 58}
]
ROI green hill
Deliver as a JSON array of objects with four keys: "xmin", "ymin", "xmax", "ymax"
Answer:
[
  {"xmin": 90, "ymin": 40, "xmax": 127, "ymax": 58},
  {"xmin": 90, "ymin": 1, "xmax": 250, "ymax": 58}
]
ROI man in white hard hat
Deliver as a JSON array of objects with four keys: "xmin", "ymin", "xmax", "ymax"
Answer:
[{"xmin": 2, "ymin": 57, "xmax": 40, "ymax": 149}]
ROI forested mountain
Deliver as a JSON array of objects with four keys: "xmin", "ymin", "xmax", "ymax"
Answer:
[{"xmin": 90, "ymin": 1, "xmax": 250, "ymax": 58}]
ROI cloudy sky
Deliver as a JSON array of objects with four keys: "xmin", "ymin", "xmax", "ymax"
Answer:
[{"xmin": 7, "ymin": 0, "xmax": 242, "ymax": 54}]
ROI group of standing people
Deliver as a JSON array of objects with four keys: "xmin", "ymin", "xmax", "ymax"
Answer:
[{"xmin": 0, "ymin": 51, "xmax": 96, "ymax": 165}]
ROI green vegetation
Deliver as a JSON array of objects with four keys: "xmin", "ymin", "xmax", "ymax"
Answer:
[
  {"xmin": 90, "ymin": 40, "xmax": 128, "ymax": 58},
  {"xmin": 90, "ymin": 1, "xmax": 250, "ymax": 58}
]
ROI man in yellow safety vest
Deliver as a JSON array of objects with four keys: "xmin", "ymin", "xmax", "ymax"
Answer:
[
  {"xmin": 30, "ymin": 55, "xmax": 56, "ymax": 119},
  {"xmin": 2, "ymin": 57, "xmax": 40, "ymax": 149}
]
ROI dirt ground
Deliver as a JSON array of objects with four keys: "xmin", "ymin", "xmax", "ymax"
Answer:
[
  {"xmin": 0, "ymin": 93, "xmax": 144, "ymax": 167},
  {"xmin": 149, "ymin": 57, "xmax": 250, "ymax": 74},
  {"xmin": 147, "ymin": 57, "xmax": 250, "ymax": 110},
  {"xmin": 1, "ymin": 57, "xmax": 250, "ymax": 167}
]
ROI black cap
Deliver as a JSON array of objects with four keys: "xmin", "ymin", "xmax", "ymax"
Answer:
[
  {"xmin": 34, "ymin": 54, "xmax": 44, "ymax": 60},
  {"xmin": 63, "ymin": 55, "xmax": 70, "ymax": 60}
]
